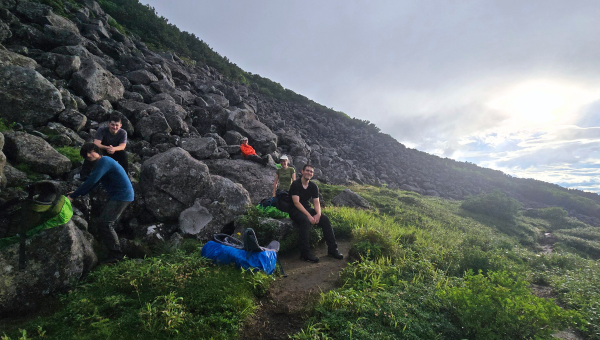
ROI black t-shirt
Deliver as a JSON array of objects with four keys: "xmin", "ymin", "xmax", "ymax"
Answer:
[
  {"xmin": 94, "ymin": 127, "xmax": 127, "ymax": 147},
  {"xmin": 289, "ymin": 179, "xmax": 319, "ymax": 209}
]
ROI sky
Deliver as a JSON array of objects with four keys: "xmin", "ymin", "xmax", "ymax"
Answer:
[{"xmin": 143, "ymin": 0, "xmax": 600, "ymax": 193}]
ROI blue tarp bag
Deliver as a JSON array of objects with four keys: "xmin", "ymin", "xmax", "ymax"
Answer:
[{"xmin": 201, "ymin": 231, "xmax": 279, "ymax": 275}]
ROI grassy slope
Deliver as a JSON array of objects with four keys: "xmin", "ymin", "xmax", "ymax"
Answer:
[{"xmin": 3, "ymin": 184, "xmax": 599, "ymax": 339}]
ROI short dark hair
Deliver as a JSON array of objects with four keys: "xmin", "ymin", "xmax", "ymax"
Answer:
[
  {"xmin": 80, "ymin": 143, "xmax": 100, "ymax": 158},
  {"xmin": 109, "ymin": 114, "xmax": 122, "ymax": 123},
  {"xmin": 303, "ymin": 163, "xmax": 314, "ymax": 171}
]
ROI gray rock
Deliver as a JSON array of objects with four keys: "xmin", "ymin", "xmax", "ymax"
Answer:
[
  {"xmin": 0, "ymin": 66, "xmax": 64, "ymax": 126},
  {"xmin": 203, "ymin": 158, "xmax": 276, "ymax": 204},
  {"xmin": 178, "ymin": 137, "xmax": 217, "ymax": 160},
  {"xmin": 70, "ymin": 59, "xmax": 124, "ymax": 103},
  {"xmin": 51, "ymin": 45, "xmax": 91, "ymax": 59},
  {"xmin": 223, "ymin": 130, "xmax": 244, "ymax": 145},
  {"xmin": 179, "ymin": 199, "xmax": 213, "ymax": 236},
  {"xmin": 34, "ymin": 52, "xmax": 81, "ymax": 79},
  {"xmin": 0, "ymin": 48, "xmax": 37, "ymax": 68},
  {"xmin": 39, "ymin": 122, "xmax": 85, "ymax": 146},
  {"xmin": 3, "ymin": 131, "xmax": 71, "ymax": 175},
  {"xmin": 85, "ymin": 99, "xmax": 113, "ymax": 122},
  {"xmin": 226, "ymin": 108, "xmax": 277, "ymax": 154},
  {"xmin": 125, "ymin": 69, "xmax": 158, "ymax": 85},
  {"xmin": 58, "ymin": 109, "xmax": 87, "ymax": 132},
  {"xmin": 134, "ymin": 112, "xmax": 171, "ymax": 141},
  {"xmin": 140, "ymin": 147, "xmax": 213, "ymax": 221},
  {"xmin": 0, "ymin": 221, "xmax": 97, "ymax": 315},
  {"xmin": 204, "ymin": 133, "xmax": 227, "ymax": 146},
  {"xmin": 150, "ymin": 99, "xmax": 187, "ymax": 119},
  {"xmin": 0, "ymin": 19, "xmax": 11, "ymax": 43},
  {"xmin": 15, "ymin": 1, "xmax": 51, "ymax": 22},
  {"xmin": 331, "ymin": 189, "xmax": 371, "ymax": 209},
  {"xmin": 3, "ymin": 162, "xmax": 28, "ymax": 188}
]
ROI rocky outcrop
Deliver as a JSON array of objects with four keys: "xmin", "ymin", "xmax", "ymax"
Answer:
[
  {"xmin": 70, "ymin": 58, "xmax": 124, "ymax": 103},
  {"xmin": 0, "ymin": 221, "xmax": 97, "ymax": 316},
  {"xmin": 3, "ymin": 131, "xmax": 71, "ymax": 176},
  {"xmin": 203, "ymin": 158, "xmax": 276, "ymax": 204},
  {"xmin": 178, "ymin": 137, "xmax": 217, "ymax": 160},
  {"xmin": 0, "ymin": 65, "xmax": 64, "ymax": 126},
  {"xmin": 226, "ymin": 108, "xmax": 277, "ymax": 154},
  {"xmin": 140, "ymin": 147, "xmax": 212, "ymax": 221},
  {"xmin": 332, "ymin": 189, "xmax": 371, "ymax": 209}
]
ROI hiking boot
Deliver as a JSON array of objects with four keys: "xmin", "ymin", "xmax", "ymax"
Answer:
[
  {"xmin": 300, "ymin": 253, "xmax": 319, "ymax": 263},
  {"xmin": 328, "ymin": 250, "xmax": 344, "ymax": 260}
]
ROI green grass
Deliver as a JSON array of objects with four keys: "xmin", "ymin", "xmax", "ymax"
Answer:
[
  {"xmin": 1, "ymin": 241, "xmax": 274, "ymax": 339},
  {"xmin": 4, "ymin": 184, "xmax": 600, "ymax": 339},
  {"xmin": 55, "ymin": 146, "xmax": 84, "ymax": 165}
]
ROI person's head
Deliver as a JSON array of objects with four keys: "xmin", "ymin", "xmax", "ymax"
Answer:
[
  {"xmin": 301, "ymin": 164, "xmax": 314, "ymax": 180},
  {"xmin": 108, "ymin": 114, "xmax": 122, "ymax": 135},
  {"xmin": 280, "ymin": 155, "xmax": 288, "ymax": 168},
  {"xmin": 241, "ymin": 137, "xmax": 248, "ymax": 145},
  {"xmin": 80, "ymin": 143, "xmax": 101, "ymax": 162}
]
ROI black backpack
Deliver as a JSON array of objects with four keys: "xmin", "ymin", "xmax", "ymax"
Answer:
[{"xmin": 275, "ymin": 191, "xmax": 292, "ymax": 213}]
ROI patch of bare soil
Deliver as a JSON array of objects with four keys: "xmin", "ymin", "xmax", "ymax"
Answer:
[{"xmin": 239, "ymin": 239, "xmax": 352, "ymax": 340}]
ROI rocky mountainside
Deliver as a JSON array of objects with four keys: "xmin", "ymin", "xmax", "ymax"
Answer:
[{"xmin": 1, "ymin": 0, "xmax": 599, "ymax": 231}]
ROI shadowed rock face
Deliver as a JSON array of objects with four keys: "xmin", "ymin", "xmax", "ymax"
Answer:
[
  {"xmin": 70, "ymin": 59, "xmax": 124, "ymax": 103},
  {"xmin": 0, "ymin": 65, "xmax": 64, "ymax": 126},
  {"xmin": 3, "ymin": 131, "xmax": 71, "ymax": 175},
  {"xmin": 332, "ymin": 189, "xmax": 371, "ymax": 209},
  {"xmin": 0, "ymin": 221, "xmax": 97, "ymax": 316}
]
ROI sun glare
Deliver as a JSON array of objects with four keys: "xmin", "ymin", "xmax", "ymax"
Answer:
[{"xmin": 488, "ymin": 81, "xmax": 599, "ymax": 126}]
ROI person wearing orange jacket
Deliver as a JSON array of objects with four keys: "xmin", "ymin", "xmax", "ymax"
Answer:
[{"xmin": 240, "ymin": 137, "xmax": 268, "ymax": 165}]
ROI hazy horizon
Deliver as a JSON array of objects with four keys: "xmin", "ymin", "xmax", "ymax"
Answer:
[{"xmin": 142, "ymin": 0, "xmax": 600, "ymax": 193}]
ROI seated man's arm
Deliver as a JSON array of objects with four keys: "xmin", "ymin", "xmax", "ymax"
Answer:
[
  {"xmin": 93, "ymin": 139, "xmax": 108, "ymax": 151},
  {"xmin": 292, "ymin": 195, "xmax": 315, "ymax": 224},
  {"xmin": 111, "ymin": 142, "xmax": 126, "ymax": 152},
  {"xmin": 313, "ymin": 197, "xmax": 321, "ymax": 224}
]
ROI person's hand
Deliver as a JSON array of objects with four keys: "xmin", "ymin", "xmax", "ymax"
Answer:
[
  {"xmin": 106, "ymin": 145, "xmax": 115, "ymax": 154},
  {"xmin": 66, "ymin": 191, "xmax": 74, "ymax": 202},
  {"xmin": 308, "ymin": 216, "xmax": 316, "ymax": 224},
  {"xmin": 313, "ymin": 213, "xmax": 321, "ymax": 224}
]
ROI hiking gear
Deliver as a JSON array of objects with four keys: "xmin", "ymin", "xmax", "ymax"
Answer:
[
  {"xmin": 328, "ymin": 250, "xmax": 344, "ymax": 260},
  {"xmin": 300, "ymin": 253, "xmax": 319, "ymax": 263},
  {"xmin": 205, "ymin": 230, "xmax": 280, "ymax": 274},
  {"xmin": 259, "ymin": 196, "xmax": 278, "ymax": 208},
  {"xmin": 275, "ymin": 190, "xmax": 292, "ymax": 213}
]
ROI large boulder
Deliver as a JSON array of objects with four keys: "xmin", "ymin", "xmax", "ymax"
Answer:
[
  {"xmin": 178, "ymin": 137, "xmax": 217, "ymax": 160},
  {"xmin": 125, "ymin": 69, "xmax": 158, "ymax": 85},
  {"xmin": 0, "ymin": 221, "xmax": 97, "ymax": 316},
  {"xmin": 70, "ymin": 59, "xmax": 124, "ymax": 103},
  {"xmin": 179, "ymin": 175, "xmax": 251, "ymax": 239},
  {"xmin": 203, "ymin": 158, "xmax": 276, "ymax": 204},
  {"xmin": 226, "ymin": 108, "xmax": 277, "ymax": 154},
  {"xmin": 0, "ymin": 65, "xmax": 64, "ymax": 126},
  {"xmin": 140, "ymin": 147, "xmax": 212, "ymax": 221},
  {"xmin": 331, "ymin": 189, "xmax": 371, "ymax": 209},
  {"xmin": 0, "ymin": 48, "xmax": 37, "ymax": 68},
  {"xmin": 3, "ymin": 131, "xmax": 71, "ymax": 175},
  {"xmin": 134, "ymin": 112, "xmax": 171, "ymax": 142}
]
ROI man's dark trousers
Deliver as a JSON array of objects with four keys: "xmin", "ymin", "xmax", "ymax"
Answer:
[
  {"xmin": 289, "ymin": 207, "xmax": 338, "ymax": 256},
  {"xmin": 98, "ymin": 200, "xmax": 129, "ymax": 254}
]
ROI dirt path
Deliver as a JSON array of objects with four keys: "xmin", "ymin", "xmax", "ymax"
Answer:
[{"xmin": 240, "ymin": 239, "xmax": 353, "ymax": 340}]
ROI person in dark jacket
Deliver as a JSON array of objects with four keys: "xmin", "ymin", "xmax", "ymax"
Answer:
[
  {"xmin": 68, "ymin": 143, "xmax": 134, "ymax": 263},
  {"xmin": 288, "ymin": 163, "xmax": 343, "ymax": 263}
]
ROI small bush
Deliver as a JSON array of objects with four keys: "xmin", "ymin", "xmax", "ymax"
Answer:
[
  {"xmin": 349, "ymin": 227, "xmax": 397, "ymax": 261},
  {"xmin": 461, "ymin": 190, "xmax": 521, "ymax": 221},
  {"xmin": 438, "ymin": 270, "xmax": 581, "ymax": 340}
]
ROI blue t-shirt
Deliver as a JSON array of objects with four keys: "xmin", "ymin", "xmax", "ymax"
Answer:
[{"xmin": 71, "ymin": 157, "xmax": 134, "ymax": 201}]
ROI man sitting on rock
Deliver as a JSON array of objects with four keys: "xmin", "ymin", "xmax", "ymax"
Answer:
[
  {"xmin": 289, "ymin": 163, "xmax": 343, "ymax": 263},
  {"xmin": 80, "ymin": 114, "xmax": 128, "ymax": 179},
  {"xmin": 272, "ymin": 155, "xmax": 296, "ymax": 197},
  {"xmin": 67, "ymin": 143, "xmax": 134, "ymax": 263},
  {"xmin": 240, "ymin": 137, "xmax": 268, "ymax": 165}
]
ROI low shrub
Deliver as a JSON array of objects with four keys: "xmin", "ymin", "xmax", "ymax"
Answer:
[
  {"xmin": 461, "ymin": 190, "xmax": 521, "ymax": 221},
  {"xmin": 438, "ymin": 270, "xmax": 582, "ymax": 340}
]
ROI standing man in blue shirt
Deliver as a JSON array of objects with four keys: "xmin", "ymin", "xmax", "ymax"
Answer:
[{"xmin": 68, "ymin": 143, "xmax": 134, "ymax": 262}]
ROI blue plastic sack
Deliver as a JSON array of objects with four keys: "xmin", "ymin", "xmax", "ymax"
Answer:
[{"xmin": 201, "ymin": 241, "xmax": 278, "ymax": 275}]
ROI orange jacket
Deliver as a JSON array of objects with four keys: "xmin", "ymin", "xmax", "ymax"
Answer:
[{"xmin": 240, "ymin": 143, "xmax": 257, "ymax": 157}]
